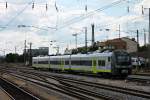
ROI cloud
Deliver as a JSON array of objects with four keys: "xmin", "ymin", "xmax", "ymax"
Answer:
[{"xmin": 0, "ymin": 0, "xmax": 149, "ymax": 55}]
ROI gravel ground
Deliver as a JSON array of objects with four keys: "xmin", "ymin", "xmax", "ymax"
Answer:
[
  {"xmin": 0, "ymin": 73, "xmax": 78, "ymax": 100},
  {"xmin": 44, "ymin": 72, "xmax": 150, "ymax": 100},
  {"xmin": 0, "ymin": 86, "xmax": 12, "ymax": 100},
  {"xmin": 1, "ymin": 64, "xmax": 150, "ymax": 100},
  {"xmin": 63, "ymin": 81, "xmax": 149, "ymax": 100},
  {"xmin": 41, "ymin": 71, "xmax": 150, "ymax": 93}
]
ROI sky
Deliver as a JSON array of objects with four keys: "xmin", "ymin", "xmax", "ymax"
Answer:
[{"xmin": 0, "ymin": 0, "xmax": 150, "ymax": 55}]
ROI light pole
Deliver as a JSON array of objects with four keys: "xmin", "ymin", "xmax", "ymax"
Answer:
[
  {"xmin": 143, "ymin": 7, "xmax": 150, "ymax": 67},
  {"xmin": 49, "ymin": 40, "xmax": 56, "ymax": 55},
  {"xmin": 28, "ymin": 42, "xmax": 32, "ymax": 66},
  {"xmin": 148, "ymin": 8, "xmax": 150, "ymax": 68},
  {"xmin": 148, "ymin": 8, "xmax": 150, "ymax": 67},
  {"xmin": 85, "ymin": 27, "xmax": 87, "ymax": 54},
  {"xmin": 53, "ymin": 46, "xmax": 59, "ymax": 55},
  {"xmin": 72, "ymin": 33, "xmax": 78, "ymax": 49},
  {"xmin": 49, "ymin": 40, "xmax": 56, "ymax": 68},
  {"xmin": 18, "ymin": 25, "xmax": 28, "ymax": 65},
  {"xmin": 24, "ymin": 40, "xmax": 27, "ymax": 65}
]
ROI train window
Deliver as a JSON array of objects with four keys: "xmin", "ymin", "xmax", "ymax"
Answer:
[
  {"xmin": 80, "ymin": 60, "xmax": 92, "ymax": 66},
  {"xmin": 108, "ymin": 57, "xmax": 111, "ymax": 62},
  {"xmin": 71, "ymin": 61, "xmax": 80, "ymax": 65},
  {"xmin": 65, "ymin": 61, "xmax": 69, "ymax": 65},
  {"xmin": 33, "ymin": 62, "xmax": 37, "ymax": 64},
  {"xmin": 93, "ymin": 60, "xmax": 97, "ymax": 66},
  {"xmin": 50, "ymin": 61, "xmax": 61, "ymax": 65},
  {"xmin": 38, "ymin": 61, "xmax": 48, "ymax": 64},
  {"xmin": 98, "ymin": 60, "xmax": 102, "ymax": 66},
  {"xmin": 101, "ymin": 61, "xmax": 105, "ymax": 66},
  {"xmin": 71, "ymin": 60, "xmax": 92, "ymax": 66},
  {"xmin": 87, "ymin": 61, "xmax": 92, "ymax": 66},
  {"xmin": 98, "ymin": 60, "xmax": 105, "ymax": 66}
]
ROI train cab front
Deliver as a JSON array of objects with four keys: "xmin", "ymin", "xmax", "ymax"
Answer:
[{"xmin": 112, "ymin": 50, "xmax": 132, "ymax": 76}]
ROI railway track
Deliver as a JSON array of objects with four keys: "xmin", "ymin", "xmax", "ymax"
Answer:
[
  {"xmin": 134, "ymin": 73, "xmax": 150, "ymax": 76},
  {"xmin": 0, "ymin": 77, "xmax": 40, "ymax": 100},
  {"xmin": 1, "ymin": 66, "xmax": 150, "ymax": 100},
  {"xmin": 127, "ymin": 74, "xmax": 150, "ymax": 83},
  {"xmin": 0, "ymin": 67, "xmax": 114, "ymax": 100},
  {"xmin": 21, "ymin": 70, "xmax": 150, "ymax": 99},
  {"xmin": 9, "ymin": 71, "xmax": 114, "ymax": 100},
  {"xmin": 0, "ymin": 85, "xmax": 15, "ymax": 100}
]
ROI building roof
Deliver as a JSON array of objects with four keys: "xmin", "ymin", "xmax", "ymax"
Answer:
[
  {"xmin": 97, "ymin": 37, "xmax": 137, "ymax": 46},
  {"xmin": 121, "ymin": 37, "xmax": 137, "ymax": 43},
  {"xmin": 105, "ymin": 38, "xmax": 125, "ymax": 43},
  {"xmin": 97, "ymin": 38, "xmax": 126, "ymax": 47}
]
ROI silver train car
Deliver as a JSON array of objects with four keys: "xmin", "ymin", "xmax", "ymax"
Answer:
[{"xmin": 32, "ymin": 50, "xmax": 132, "ymax": 75}]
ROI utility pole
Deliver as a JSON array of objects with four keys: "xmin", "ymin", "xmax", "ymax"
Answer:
[
  {"xmin": 29, "ymin": 42, "xmax": 32, "ymax": 66},
  {"xmin": 144, "ymin": 29, "xmax": 146, "ymax": 46},
  {"xmin": 137, "ymin": 30, "xmax": 139, "ymax": 64},
  {"xmin": 15, "ymin": 46, "xmax": 16, "ymax": 54},
  {"xmin": 24, "ymin": 40, "xmax": 27, "ymax": 65},
  {"xmin": 137, "ymin": 30, "xmax": 139, "ymax": 48},
  {"xmin": 119, "ymin": 24, "xmax": 121, "ymax": 39},
  {"xmin": 85, "ymin": 27, "xmax": 87, "ymax": 54},
  {"xmin": 149, "ymin": 8, "xmax": 150, "ymax": 44},
  {"xmin": 148, "ymin": 8, "xmax": 150, "ymax": 68},
  {"xmin": 136, "ymin": 30, "xmax": 139, "ymax": 72},
  {"xmin": 91, "ymin": 24, "xmax": 95, "ymax": 46}
]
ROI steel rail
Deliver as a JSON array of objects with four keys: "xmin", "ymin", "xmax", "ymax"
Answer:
[
  {"xmin": 0, "ymin": 86, "xmax": 15, "ymax": 100},
  {"xmin": 0, "ymin": 77, "xmax": 40, "ymax": 100},
  {"xmin": 10, "ymin": 72, "xmax": 114, "ymax": 100},
  {"xmin": 21, "ymin": 70, "xmax": 150, "ymax": 99}
]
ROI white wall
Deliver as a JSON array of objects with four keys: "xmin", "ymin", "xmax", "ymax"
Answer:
[{"xmin": 122, "ymin": 38, "xmax": 138, "ymax": 53}]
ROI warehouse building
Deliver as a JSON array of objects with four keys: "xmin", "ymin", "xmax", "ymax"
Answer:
[{"xmin": 97, "ymin": 37, "xmax": 138, "ymax": 53}]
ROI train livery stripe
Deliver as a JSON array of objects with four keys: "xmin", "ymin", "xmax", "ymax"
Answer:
[
  {"xmin": 70, "ymin": 66, "xmax": 92, "ymax": 71},
  {"xmin": 68, "ymin": 68, "xmax": 92, "ymax": 71},
  {"xmin": 97, "ymin": 69, "xmax": 111, "ymax": 73},
  {"xmin": 33, "ymin": 64, "xmax": 111, "ymax": 73}
]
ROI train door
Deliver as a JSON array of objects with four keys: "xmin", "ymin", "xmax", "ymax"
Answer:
[
  {"xmin": 48, "ymin": 56, "xmax": 51, "ymax": 69},
  {"xmin": 61, "ymin": 58, "xmax": 65, "ymax": 71},
  {"xmin": 92, "ymin": 58, "xmax": 97, "ymax": 73}
]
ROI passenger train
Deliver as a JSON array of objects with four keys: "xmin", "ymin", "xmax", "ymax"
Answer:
[{"xmin": 32, "ymin": 50, "xmax": 132, "ymax": 76}]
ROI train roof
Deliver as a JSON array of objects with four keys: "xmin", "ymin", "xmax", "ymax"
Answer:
[{"xmin": 33, "ymin": 52, "xmax": 113, "ymax": 59}]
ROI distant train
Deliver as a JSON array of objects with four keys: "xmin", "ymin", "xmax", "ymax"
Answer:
[{"xmin": 32, "ymin": 50, "xmax": 132, "ymax": 76}]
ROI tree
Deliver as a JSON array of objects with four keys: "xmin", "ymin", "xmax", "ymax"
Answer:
[
  {"xmin": 5, "ymin": 53, "xmax": 24, "ymax": 63},
  {"xmin": 139, "ymin": 45, "xmax": 148, "ymax": 52},
  {"xmin": 89, "ymin": 42, "xmax": 98, "ymax": 52}
]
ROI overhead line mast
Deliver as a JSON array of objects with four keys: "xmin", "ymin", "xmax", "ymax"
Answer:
[{"xmin": 148, "ymin": 8, "xmax": 150, "ymax": 68}]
